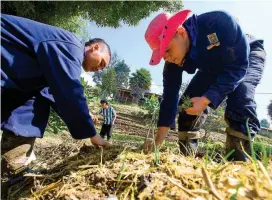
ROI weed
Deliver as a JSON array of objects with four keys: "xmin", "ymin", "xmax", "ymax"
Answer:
[{"xmin": 181, "ymin": 96, "xmax": 193, "ymax": 110}]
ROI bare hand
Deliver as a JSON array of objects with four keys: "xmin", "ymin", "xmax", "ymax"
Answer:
[
  {"xmin": 91, "ymin": 135, "xmax": 110, "ymax": 148},
  {"xmin": 185, "ymin": 96, "xmax": 210, "ymax": 115},
  {"xmin": 90, "ymin": 114, "xmax": 99, "ymax": 125},
  {"xmin": 142, "ymin": 127, "xmax": 169, "ymax": 154},
  {"xmin": 143, "ymin": 141, "xmax": 155, "ymax": 154}
]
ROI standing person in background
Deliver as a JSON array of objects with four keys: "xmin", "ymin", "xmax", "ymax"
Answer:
[{"xmin": 98, "ymin": 100, "xmax": 117, "ymax": 141}]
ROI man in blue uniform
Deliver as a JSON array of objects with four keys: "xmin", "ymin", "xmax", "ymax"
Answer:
[
  {"xmin": 143, "ymin": 10, "xmax": 266, "ymax": 161},
  {"xmin": 1, "ymin": 14, "xmax": 111, "ymax": 175}
]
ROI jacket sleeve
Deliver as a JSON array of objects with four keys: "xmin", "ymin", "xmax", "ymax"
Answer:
[
  {"xmin": 203, "ymin": 12, "xmax": 249, "ymax": 109},
  {"xmin": 35, "ymin": 41, "xmax": 97, "ymax": 139},
  {"xmin": 157, "ymin": 62, "xmax": 183, "ymax": 127}
]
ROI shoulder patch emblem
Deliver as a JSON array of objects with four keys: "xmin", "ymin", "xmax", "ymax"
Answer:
[{"xmin": 207, "ymin": 33, "xmax": 220, "ymax": 50}]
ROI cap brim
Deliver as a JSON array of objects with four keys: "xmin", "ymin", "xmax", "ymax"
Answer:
[
  {"xmin": 149, "ymin": 49, "xmax": 162, "ymax": 66},
  {"xmin": 160, "ymin": 10, "xmax": 192, "ymax": 58}
]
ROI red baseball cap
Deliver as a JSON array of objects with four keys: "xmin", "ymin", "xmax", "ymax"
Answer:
[{"xmin": 145, "ymin": 10, "xmax": 192, "ymax": 65}]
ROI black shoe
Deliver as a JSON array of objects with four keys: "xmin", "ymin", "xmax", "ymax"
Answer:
[
  {"xmin": 178, "ymin": 130, "xmax": 204, "ymax": 156},
  {"xmin": 1, "ymin": 130, "xmax": 36, "ymax": 177},
  {"xmin": 226, "ymin": 133, "xmax": 251, "ymax": 162},
  {"xmin": 178, "ymin": 139, "xmax": 198, "ymax": 156}
]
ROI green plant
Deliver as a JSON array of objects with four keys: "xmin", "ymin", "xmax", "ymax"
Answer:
[
  {"xmin": 260, "ymin": 119, "xmax": 270, "ymax": 128},
  {"xmin": 253, "ymin": 142, "xmax": 272, "ymax": 168},
  {"xmin": 142, "ymin": 94, "xmax": 160, "ymax": 118},
  {"xmin": 143, "ymin": 95, "xmax": 161, "ymax": 166},
  {"xmin": 46, "ymin": 109, "xmax": 67, "ymax": 134},
  {"xmin": 202, "ymin": 105, "xmax": 227, "ymax": 134},
  {"xmin": 130, "ymin": 68, "xmax": 152, "ymax": 102},
  {"xmin": 181, "ymin": 96, "xmax": 192, "ymax": 110},
  {"xmin": 268, "ymin": 100, "xmax": 272, "ymax": 121},
  {"xmin": 230, "ymin": 184, "xmax": 243, "ymax": 200},
  {"xmin": 259, "ymin": 143, "xmax": 268, "ymax": 169},
  {"xmin": 2, "ymin": 1, "xmax": 183, "ymax": 30},
  {"xmin": 245, "ymin": 118, "xmax": 260, "ymax": 177},
  {"xmin": 80, "ymin": 77, "xmax": 99, "ymax": 105},
  {"xmin": 203, "ymin": 139, "xmax": 218, "ymax": 166},
  {"xmin": 46, "ymin": 78, "xmax": 98, "ymax": 134},
  {"xmin": 223, "ymin": 149, "xmax": 235, "ymax": 162},
  {"xmin": 115, "ymin": 60, "xmax": 131, "ymax": 88},
  {"xmin": 116, "ymin": 153, "xmax": 127, "ymax": 187},
  {"xmin": 101, "ymin": 68, "xmax": 117, "ymax": 99}
]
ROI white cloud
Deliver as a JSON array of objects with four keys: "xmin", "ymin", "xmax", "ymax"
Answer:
[
  {"xmin": 150, "ymin": 81, "xmax": 158, "ymax": 89},
  {"xmin": 150, "ymin": 81, "xmax": 163, "ymax": 95}
]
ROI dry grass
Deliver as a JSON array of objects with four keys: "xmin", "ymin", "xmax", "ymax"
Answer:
[{"xmin": 7, "ymin": 142, "xmax": 272, "ymax": 200}]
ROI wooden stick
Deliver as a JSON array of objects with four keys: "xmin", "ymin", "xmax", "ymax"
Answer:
[
  {"xmin": 257, "ymin": 160, "xmax": 272, "ymax": 186},
  {"xmin": 167, "ymin": 177, "xmax": 197, "ymax": 198},
  {"xmin": 201, "ymin": 167, "xmax": 223, "ymax": 200},
  {"xmin": 24, "ymin": 174, "xmax": 45, "ymax": 177},
  {"xmin": 78, "ymin": 165, "xmax": 98, "ymax": 169},
  {"xmin": 108, "ymin": 179, "xmax": 139, "ymax": 183}
]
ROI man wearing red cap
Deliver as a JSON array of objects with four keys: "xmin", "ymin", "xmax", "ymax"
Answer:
[{"xmin": 143, "ymin": 10, "xmax": 266, "ymax": 161}]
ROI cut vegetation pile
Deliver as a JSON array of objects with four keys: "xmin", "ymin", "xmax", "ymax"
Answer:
[
  {"xmin": 8, "ymin": 141, "xmax": 272, "ymax": 200},
  {"xmin": 5, "ymin": 103, "xmax": 272, "ymax": 200}
]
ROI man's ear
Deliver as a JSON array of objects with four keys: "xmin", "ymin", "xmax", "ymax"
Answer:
[
  {"xmin": 89, "ymin": 44, "xmax": 100, "ymax": 52},
  {"xmin": 176, "ymin": 26, "xmax": 186, "ymax": 38},
  {"xmin": 94, "ymin": 44, "xmax": 99, "ymax": 50}
]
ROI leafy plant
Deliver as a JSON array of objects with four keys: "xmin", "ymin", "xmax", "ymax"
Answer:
[
  {"xmin": 180, "ymin": 96, "xmax": 192, "ymax": 111},
  {"xmin": 130, "ymin": 68, "xmax": 152, "ymax": 102},
  {"xmin": 116, "ymin": 154, "xmax": 127, "ymax": 187},
  {"xmin": 202, "ymin": 102, "xmax": 227, "ymax": 135},
  {"xmin": 142, "ymin": 94, "xmax": 160, "ymax": 118},
  {"xmin": 46, "ymin": 77, "xmax": 98, "ymax": 134},
  {"xmin": 245, "ymin": 118, "xmax": 260, "ymax": 177},
  {"xmin": 1, "ymin": 1, "xmax": 183, "ymax": 30},
  {"xmin": 230, "ymin": 184, "xmax": 243, "ymax": 200},
  {"xmin": 115, "ymin": 60, "xmax": 131, "ymax": 88},
  {"xmin": 93, "ymin": 52, "xmax": 131, "ymax": 90},
  {"xmin": 260, "ymin": 119, "xmax": 270, "ymax": 128},
  {"xmin": 253, "ymin": 142, "xmax": 272, "ymax": 168},
  {"xmin": 80, "ymin": 77, "xmax": 98, "ymax": 105},
  {"xmin": 268, "ymin": 100, "xmax": 272, "ymax": 121},
  {"xmin": 46, "ymin": 109, "xmax": 67, "ymax": 134},
  {"xmin": 101, "ymin": 68, "xmax": 117, "ymax": 99}
]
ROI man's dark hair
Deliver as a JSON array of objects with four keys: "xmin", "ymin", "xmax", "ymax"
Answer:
[
  {"xmin": 100, "ymin": 99, "xmax": 108, "ymax": 105},
  {"xmin": 85, "ymin": 38, "xmax": 111, "ymax": 62}
]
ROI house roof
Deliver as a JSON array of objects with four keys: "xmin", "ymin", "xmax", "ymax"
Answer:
[{"xmin": 117, "ymin": 87, "xmax": 162, "ymax": 97}]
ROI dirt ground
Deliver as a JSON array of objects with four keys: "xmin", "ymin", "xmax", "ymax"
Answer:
[
  {"xmin": 3, "ymin": 104, "xmax": 271, "ymax": 200},
  {"xmin": 109, "ymin": 111, "xmax": 227, "ymax": 143},
  {"xmin": 5, "ymin": 135, "xmax": 272, "ymax": 200}
]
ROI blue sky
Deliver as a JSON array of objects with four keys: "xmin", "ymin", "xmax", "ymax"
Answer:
[{"xmin": 82, "ymin": 0, "xmax": 272, "ymax": 122}]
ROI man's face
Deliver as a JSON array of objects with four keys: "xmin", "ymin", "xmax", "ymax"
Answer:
[
  {"xmin": 163, "ymin": 27, "xmax": 189, "ymax": 66},
  {"xmin": 83, "ymin": 43, "xmax": 111, "ymax": 72},
  {"xmin": 100, "ymin": 103, "xmax": 107, "ymax": 108}
]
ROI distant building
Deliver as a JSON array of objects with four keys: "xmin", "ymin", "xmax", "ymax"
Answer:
[
  {"xmin": 116, "ymin": 87, "xmax": 162, "ymax": 104},
  {"xmin": 115, "ymin": 88, "xmax": 133, "ymax": 103},
  {"xmin": 259, "ymin": 127, "xmax": 272, "ymax": 138}
]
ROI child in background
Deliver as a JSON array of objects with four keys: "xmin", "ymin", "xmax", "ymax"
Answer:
[{"xmin": 98, "ymin": 100, "xmax": 117, "ymax": 141}]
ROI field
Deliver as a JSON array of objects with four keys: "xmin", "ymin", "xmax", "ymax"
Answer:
[{"xmin": 4, "ymin": 103, "xmax": 272, "ymax": 200}]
